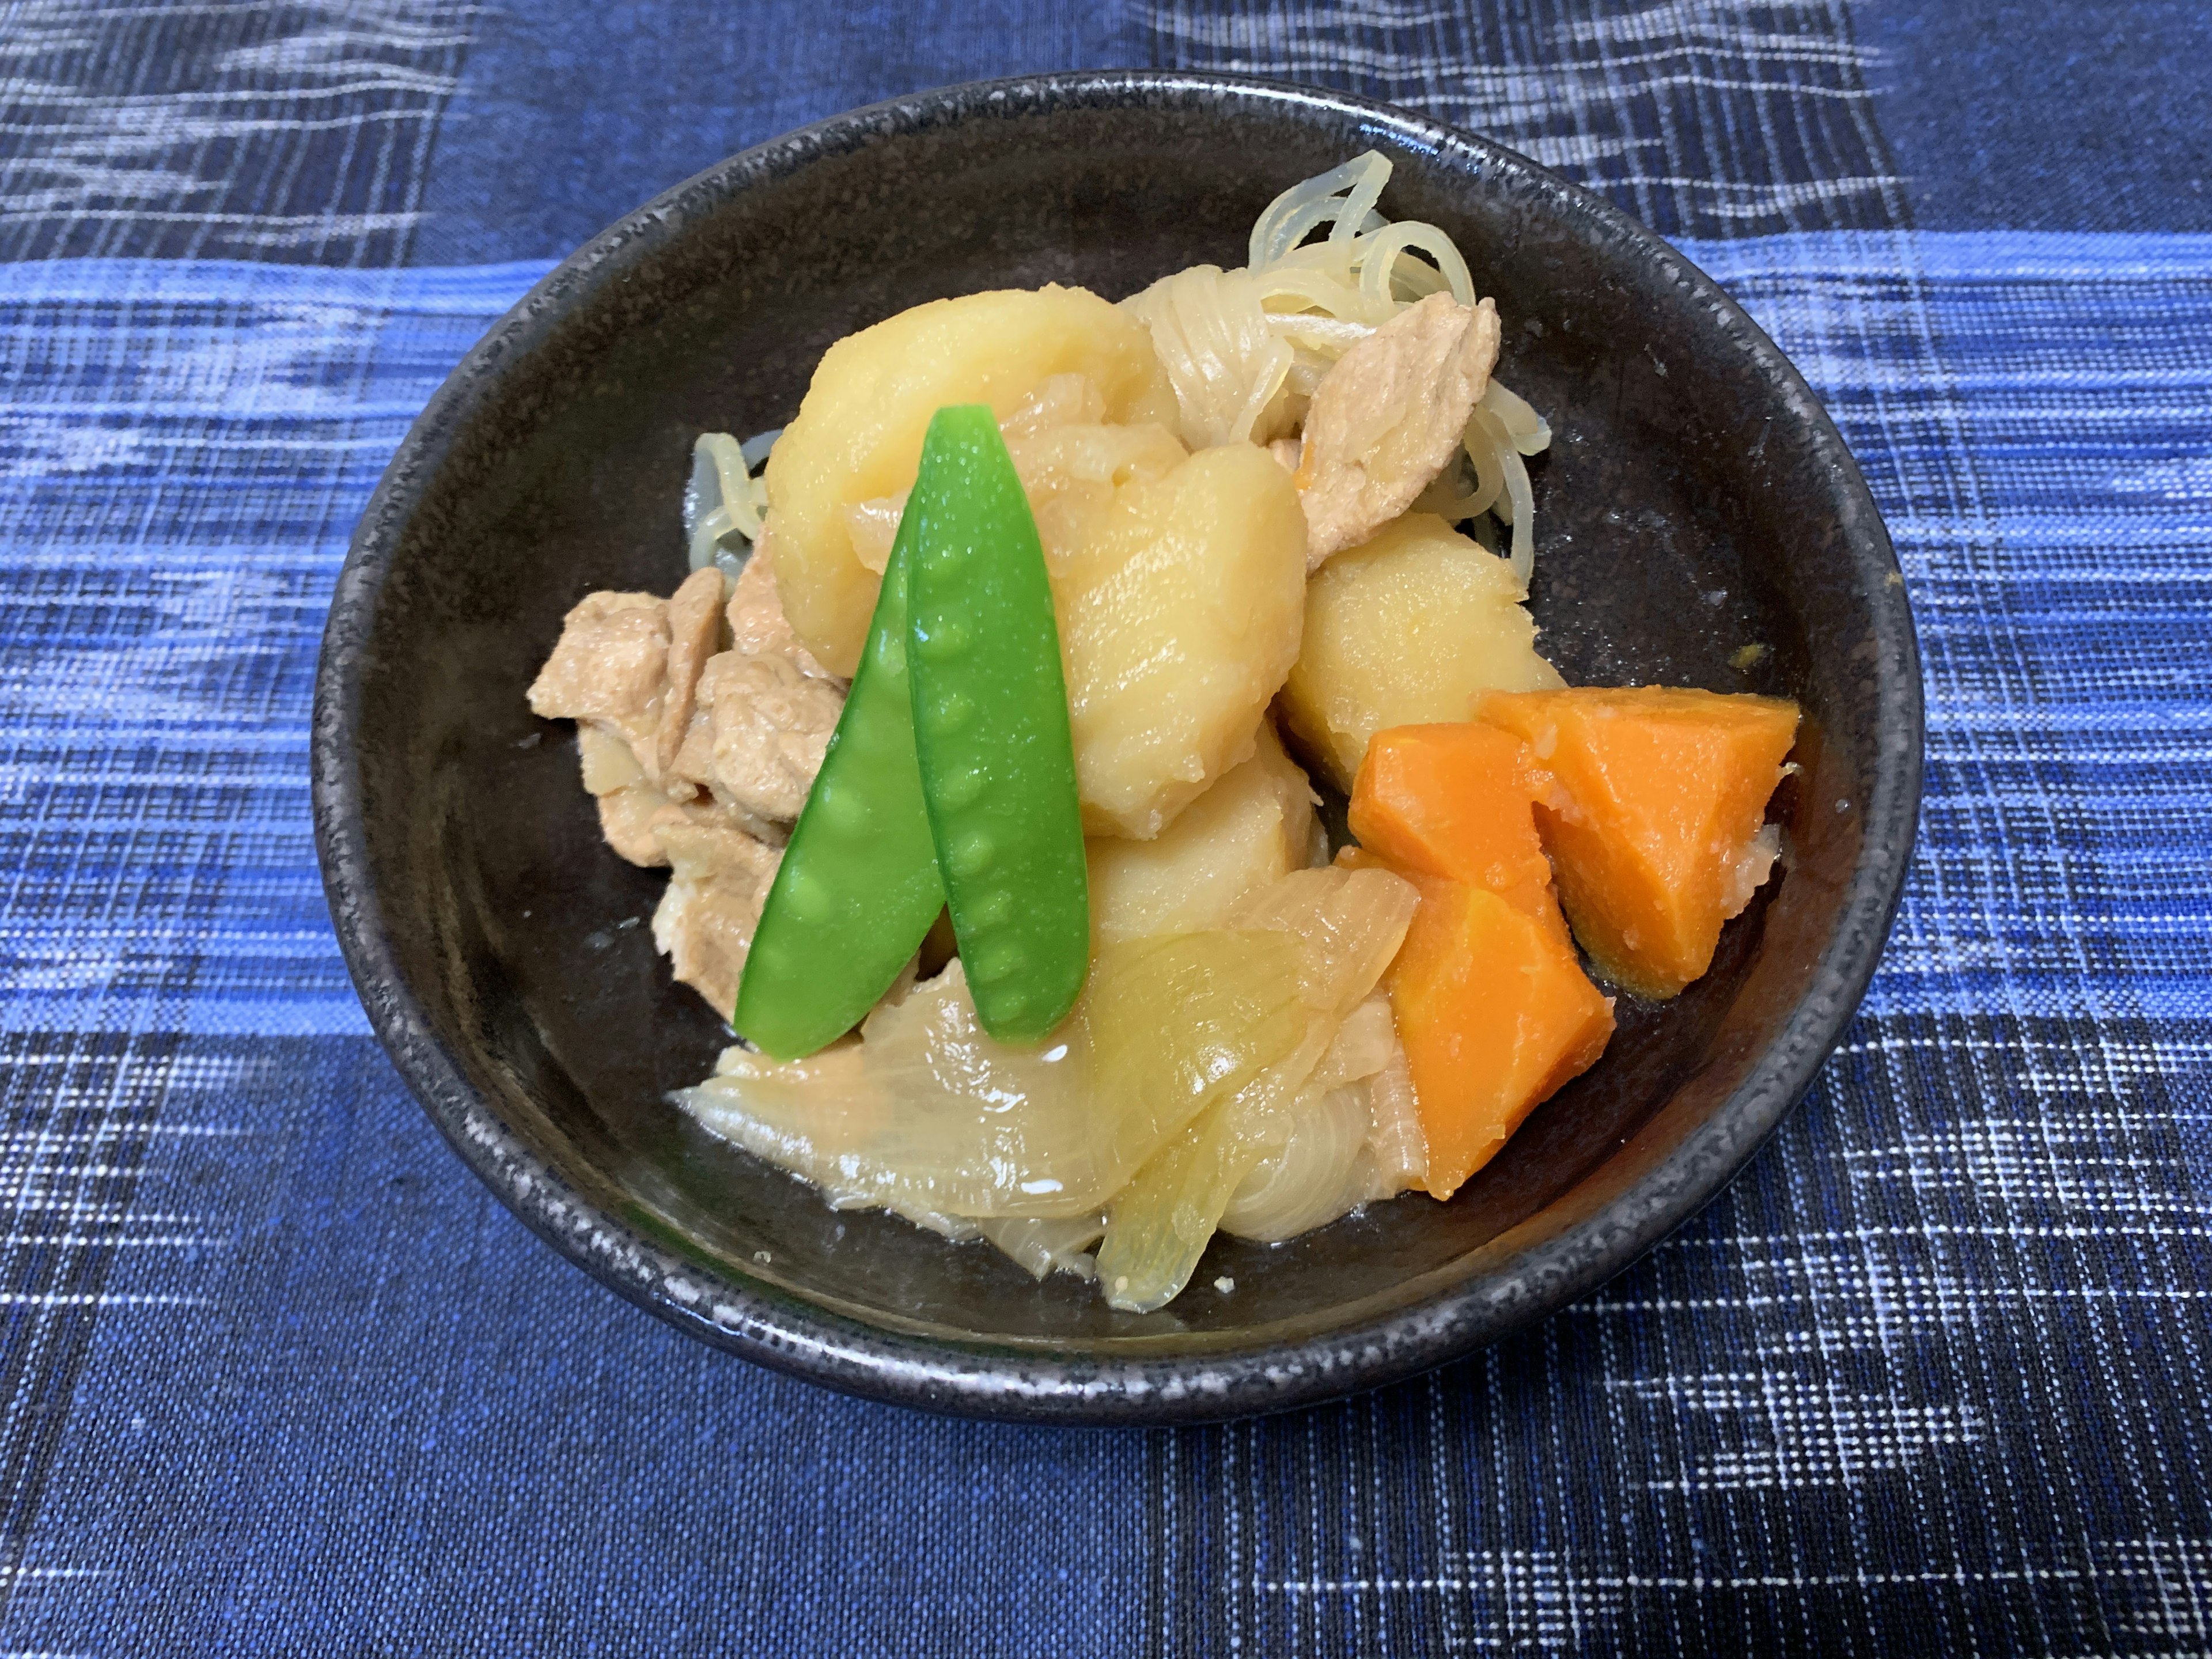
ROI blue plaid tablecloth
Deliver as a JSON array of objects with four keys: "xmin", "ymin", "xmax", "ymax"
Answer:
[{"xmin": 1, "ymin": 1, "xmax": 2208, "ymax": 1652}]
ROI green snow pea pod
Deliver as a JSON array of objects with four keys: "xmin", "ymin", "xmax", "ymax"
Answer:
[
  {"xmin": 734, "ymin": 524, "xmax": 944, "ymax": 1059},
  {"xmin": 906, "ymin": 404, "xmax": 1090, "ymax": 1043}
]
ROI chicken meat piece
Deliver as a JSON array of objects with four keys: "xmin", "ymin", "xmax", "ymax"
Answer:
[
  {"xmin": 576, "ymin": 725, "xmax": 669, "ymax": 865},
  {"xmin": 535, "ymin": 548, "xmax": 831, "ymax": 1017},
  {"xmin": 537, "ymin": 531, "xmax": 847, "ymax": 1013},
  {"xmin": 684, "ymin": 650, "xmax": 843, "ymax": 824},
  {"xmin": 660, "ymin": 529, "xmax": 844, "ymax": 824},
  {"xmin": 530, "ymin": 565, "xmax": 728, "ymax": 792},
  {"xmin": 725, "ymin": 525, "xmax": 836, "ymax": 680},
  {"xmin": 655, "ymin": 566, "xmax": 726, "ymax": 777},
  {"xmin": 597, "ymin": 787, "xmax": 675, "ymax": 866},
  {"xmin": 527, "ymin": 591, "xmax": 671, "ymax": 766},
  {"xmin": 1294, "ymin": 291, "xmax": 1501, "ymax": 569},
  {"xmin": 652, "ymin": 817, "xmax": 781, "ymax": 1017},
  {"xmin": 575, "ymin": 725, "xmax": 762, "ymax": 867}
]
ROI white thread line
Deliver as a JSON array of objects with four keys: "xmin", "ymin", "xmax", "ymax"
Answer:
[
  {"xmin": 0, "ymin": 1125, "xmax": 253, "ymax": 1143},
  {"xmin": 1255, "ymin": 1564, "xmax": 2181, "ymax": 1593},
  {"xmin": 4, "ymin": 75, "xmax": 457, "ymax": 108},
  {"xmin": 0, "ymin": 1234, "xmax": 225, "ymax": 1249},
  {"xmin": 1572, "ymin": 1287, "xmax": 2212, "ymax": 1313}
]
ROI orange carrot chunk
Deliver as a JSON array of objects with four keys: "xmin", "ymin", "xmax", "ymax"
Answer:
[
  {"xmin": 1347, "ymin": 721, "xmax": 1565, "ymax": 935},
  {"xmin": 1342, "ymin": 849, "xmax": 1614, "ymax": 1199},
  {"xmin": 1473, "ymin": 686, "xmax": 1801, "ymax": 999}
]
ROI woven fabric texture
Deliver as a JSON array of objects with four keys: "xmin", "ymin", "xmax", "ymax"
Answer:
[{"xmin": 0, "ymin": 0, "xmax": 2207, "ymax": 1652}]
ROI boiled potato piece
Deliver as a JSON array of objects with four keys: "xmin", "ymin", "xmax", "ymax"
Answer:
[
  {"xmin": 1281, "ymin": 513, "xmax": 1563, "ymax": 790},
  {"xmin": 1047, "ymin": 443, "xmax": 1309, "ymax": 838},
  {"xmin": 1088, "ymin": 724, "xmax": 1319, "ymax": 944},
  {"xmin": 1010, "ymin": 420, "xmax": 1189, "ymax": 509},
  {"xmin": 765, "ymin": 287, "xmax": 1179, "ymax": 673}
]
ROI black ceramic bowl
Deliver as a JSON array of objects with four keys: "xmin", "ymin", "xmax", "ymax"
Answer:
[{"xmin": 313, "ymin": 72, "xmax": 1920, "ymax": 1423}]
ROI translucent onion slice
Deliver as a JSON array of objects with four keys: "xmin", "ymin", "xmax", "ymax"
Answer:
[
  {"xmin": 1092, "ymin": 1103, "xmax": 1247, "ymax": 1311},
  {"xmin": 979, "ymin": 1213, "xmax": 1109, "ymax": 1280},
  {"xmin": 1364, "ymin": 1036, "xmax": 1428, "ymax": 1194},
  {"xmin": 1219, "ymin": 992, "xmax": 1401, "ymax": 1242},
  {"xmin": 1096, "ymin": 866, "xmax": 1418, "ymax": 1311},
  {"xmin": 1309, "ymin": 991, "xmax": 1399, "ymax": 1089},
  {"xmin": 1219, "ymin": 1085, "xmax": 1375, "ymax": 1244},
  {"xmin": 683, "ymin": 931, "xmax": 1306, "ymax": 1222}
]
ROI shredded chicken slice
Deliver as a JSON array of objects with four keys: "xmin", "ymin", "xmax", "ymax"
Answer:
[
  {"xmin": 656, "ymin": 567, "xmax": 726, "ymax": 778},
  {"xmin": 574, "ymin": 725, "xmax": 761, "ymax": 867},
  {"xmin": 652, "ymin": 817, "xmax": 781, "ymax": 1016},
  {"xmin": 724, "ymin": 525, "xmax": 836, "ymax": 680},
  {"xmin": 660, "ymin": 529, "xmax": 845, "ymax": 824},
  {"xmin": 690, "ymin": 651, "xmax": 843, "ymax": 824},
  {"xmin": 1295, "ymin": 291, "xmax": 1501, "ymax": 568},
  {"xmin": 527, "ymin": 591, "xmax": 671, "ymax": 767},
  {"xmin": 536, "ymin": 547, "xmax": 827, "ymax": 1015}
]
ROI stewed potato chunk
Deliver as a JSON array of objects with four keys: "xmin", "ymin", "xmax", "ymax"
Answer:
[
  {"xmin": 1086, "ymin": 724, "xmax": 1319, "ymax": 943},
  {"xmin": 1046, "ymin": 442, "xmax": 1309, "ymax": 838},
  {"xmin": 765, "ymin": 286, "xmax": 1179, "ymax": 674},
  {"xmin": 1281, "ymin": 513, "xmax": 1563, "ymax": 789}
]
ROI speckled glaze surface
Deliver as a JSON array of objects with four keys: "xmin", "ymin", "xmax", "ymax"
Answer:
[{"xmin": 311, "ymin": 71, "xmax": 1922, "ymax": 1423}]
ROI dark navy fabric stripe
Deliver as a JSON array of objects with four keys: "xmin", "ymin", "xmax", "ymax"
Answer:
[
  {"xmin": 0, "ymin": 259, "xmax": 552, "ymax": 1041},
  {"xmin": 408, "ymin": 0, "xmax": 1145, "ymax": 265},
  {"xmin": 1853, "ymin": 0, "xmax": 2212, "ymax": 234},
  {"xmin": 0, "ymin": 1035, "xmax": 1154, "ymax": 1655},
  {"xmin": 1684, "ymin": 230, "xmax": 2212, "ymax": 1034}
]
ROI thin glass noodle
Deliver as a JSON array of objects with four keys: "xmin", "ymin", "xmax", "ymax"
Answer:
[
  {"xmin": 683, "ymin": 428, "xmax": 779, "ymax": 578},
  {"xmin": 1123, "ymin": 149, "xmax": 1550, "ymax": 584},
  {"xmin": 1246, "ymin": 151, "xmax": 1390, "ymax": 270}
]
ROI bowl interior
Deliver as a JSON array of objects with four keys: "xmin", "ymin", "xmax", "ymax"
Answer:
[{"xmin": 327, "ymin": 79, "xmax": 1912, "ymax": 1399}]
